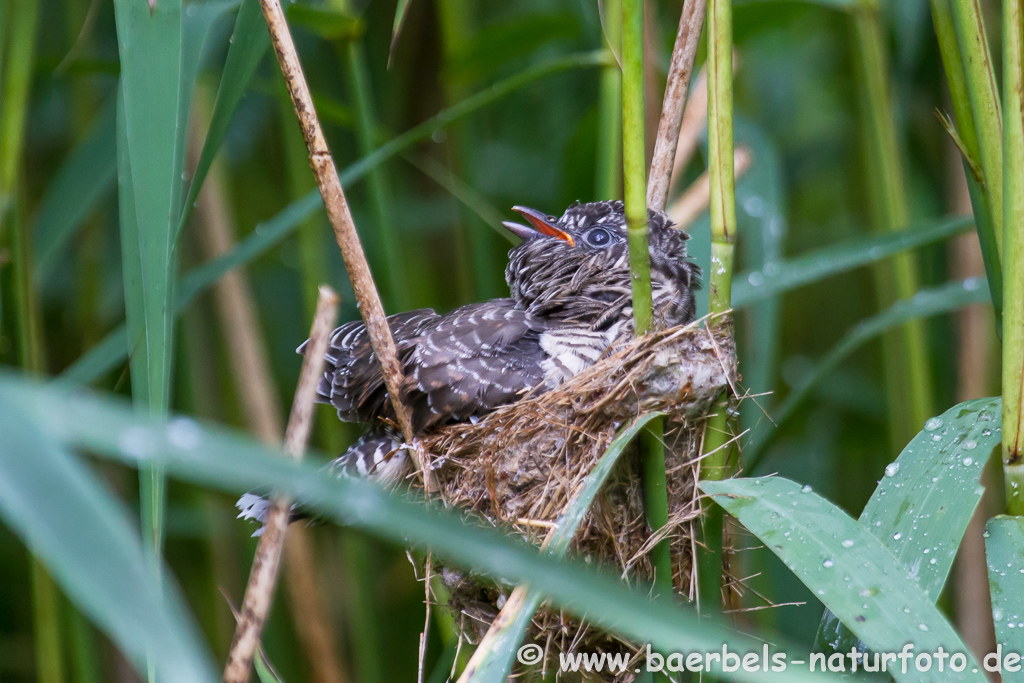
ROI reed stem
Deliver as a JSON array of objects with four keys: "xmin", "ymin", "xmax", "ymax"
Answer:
[
  {"xmin": 851, "ymin": 2, "xmax": 933, "ymax": 449},
  {"xmin": 622, "ymin": 0, "xmax": 672, "ymax": 606},
  {"xmin": 1000, "ymin": 0, "xmax": 1024, "ymax": 513},
  {"xmin": 697, "ymin": 0, "xmax": 737, "ymax": 625},
  {"xmin": 595, "ymin": 0, "xmax": 622, "ymax": 200},
  {"xmin": 950, "ymin": 0, "xmax": 1004, "ymax": 258},
  {"xmin": 930, "ymin": 0, "xmax": 1003, "ymax": 321}
]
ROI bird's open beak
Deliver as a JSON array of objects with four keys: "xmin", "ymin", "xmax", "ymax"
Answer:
[{"xmin": 503, "ymin": 206, "xmax": 575, "ymax": 246}]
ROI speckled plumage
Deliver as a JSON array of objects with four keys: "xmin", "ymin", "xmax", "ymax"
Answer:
[{"xmin": 237, "ymin": 201, "xmax": 699, "ymax": 530}]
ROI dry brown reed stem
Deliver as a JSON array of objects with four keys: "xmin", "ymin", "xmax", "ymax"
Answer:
[
  {"xmin": 647, "ymin": 0, "xmax": 707, "ymax": 212},
  {"xmin": 254, "ymin": 0, "xmax": 424, "ymax": 478},
  {"xmin": 667, "ymin": 146, "xmax": 751, "ymax": 229},
  {"xmin": 668, "ymin": 69, "xmax": 708, "ymax": 195},
  {"xmin": 223, "ymin": 286, "xmax": 339, "ymax": 683},
  {"xmin": 190, "ymin": 110, "xmax": 347, "ymax": 683}
]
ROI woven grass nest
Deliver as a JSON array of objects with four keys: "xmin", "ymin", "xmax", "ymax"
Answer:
[{"xmin": 417, "ymin": 318, "xmax": 736, "ymax": 674}]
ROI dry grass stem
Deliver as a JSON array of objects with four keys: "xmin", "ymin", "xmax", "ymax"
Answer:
[
  {"xmin": 667, "ymin": 146, "xmax": 752, "ymax": 229},
  {"xmin": 190, "ymin": 115, "xmax": 347, "ymax": 683},
  {"xmin": 647, "ymin": 0, "xmax": 707, "ymax": 212},
  {"xmin": 255, "ymin": 0, "xmax": 423, "ymax": 477},
  {"xmin": 223, "ymin": 286, "xmax": 340, "ymax": 683}
]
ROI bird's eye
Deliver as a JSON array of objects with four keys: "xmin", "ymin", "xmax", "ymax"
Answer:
[
  {"xmin": 586, "ymin": 227, "xmax": 612, "ymax": 247},
  {"xmin": 546, "ymin": 215, "xmax": 557, "ymax": 222}
]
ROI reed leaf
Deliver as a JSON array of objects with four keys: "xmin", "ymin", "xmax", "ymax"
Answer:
[
  {"xmin": 984, "ymin": 516, "xmax": 1024, "ymax": 666},
  {"xmin": 702, "ymin": 476, "xmax": 984, "ymax": 683},
  {"xmin": 0, "ymin": 376, "xmax": 832, "ymax": 683}
]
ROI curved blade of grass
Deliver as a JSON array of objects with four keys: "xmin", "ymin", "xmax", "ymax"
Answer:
[
  {"xmin": 389, "ymin": 0, "xmax": 412, "ymax": 66},
  {"xmin": 462, "ymin": 412, "xmax": 663, "ymax": 683},
  {"xmin": 732, "ymin": 215, "xmax": 974, "ymax": 309},
  {"xmin": 701, "ymin": 476, "xmax": 984, "ymax": 682},
  {"xmin": 816, "ymin": 397, "xmax": 1002, "ymax": 655},
  {"xmin": 33, "ymin": 97, "xmax": 116, "ymax": 282},
  {"xmin": 5, "ymin": 378, "xmax": 834, "ymax": 683},
  {"xmin": 176, "ymin": 0, "xmax": 269, "ymax": 241},
  {"xmin": 745, "ymin": 277, "xmax": 992, "ymax": 471},
  {"xmin": 61, "ymin": 51, "xmax": 607, "ymax": 386},
  {"xmin": 985, "ymin": 516, "xmax": 1024, "ymax": 664},
  {"xmin": 0, "ymin": 390, "xmax": 216, "ymax": 683}
]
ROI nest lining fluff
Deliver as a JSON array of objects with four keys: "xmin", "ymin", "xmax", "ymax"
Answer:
[{"xmin": 416, "ymin": 319, "xmax": 736, "ymax": 676}]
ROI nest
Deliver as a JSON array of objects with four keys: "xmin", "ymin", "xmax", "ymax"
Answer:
[{"xmin": 417, "ymin": 319, "xmax": 736, "ymax": 678}]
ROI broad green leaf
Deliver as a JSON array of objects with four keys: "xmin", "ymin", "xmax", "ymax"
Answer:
[
  {"xmin": 464, "ymin": 412, "xmax": 663, "ymax": 683},
  {"xmin": 33, "ymin": 97, "xmax": 116, "ymax": 283},
  {"xmin": 62, "ymin": 51, "xmax": 609, "ymax": 386},
  {"xmin": 701, "ymin": 476, "xmax": 984, "ymax": 682},
  {"xmin": 112, "ymin": 0, "xmax": 183, "ymax": 412},
  {"xmin": 816, "ymin": 398, "xmax": 1002, "ymax": 655},
  {"xmin": 6, "ymin": 377, "xmax": 831, "ymax": 683},
  {"xmin": 985, "ymin": 515, "xmax": 1024, "ymax": 677},
  {"xmin": 0, "ymin": 390, "xmax": 216, "ymax": 683},
  {"xmin": 732, "ymin": 215, "xmax": 973, "ymax": 309},
  {"xmin": 745, "ymin": 278, "xmax": 992, "ymax": 470}
]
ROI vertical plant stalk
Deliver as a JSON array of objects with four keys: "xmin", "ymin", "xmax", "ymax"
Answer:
[
  {"xmin": 647, "ymin": 0, "xmax": 706, "ymax": 212},
  {"xmin": 698, "ymin": 0, "xmax": 737, "ymax": 622},
  {"xmin": 189, "ymin": 113, "xmax": 347, "ymax": 683},
  {"xmin": 852, "ymin": 3, "xmax": 933, "ymax": 448},
  {"xmin": 223, "ymin": 286, "xmax": 339, "ymax": 683},
  {"xmin": 623, "ymin": 0, "xmax": 672, "ymax": 603},
  {"xmin": 255, "ymin": 0, "xmax": 423, "ymax": 475},
  {"xmin": 2, "ymin": 2, "xmax": 65, "ymax": 679},
  {"xmin": 930, "ymin": 0, "xmax": 1003, "ymax": 320},
  {"xmin": 595, "ymin": 0, "xmax": 622, "ymax": 200},
  {"xmin": 951, "ymin": 0, "xmax": 1004, "ymax": 257},
  {"xmin": 1001, "ymin": 0, "xmax": 1024, "ymax": 514}
]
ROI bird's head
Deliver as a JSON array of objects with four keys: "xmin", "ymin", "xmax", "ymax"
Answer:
[{"xmin": 504, "ymin": 200, "xmax": 700, "ymax": 328}]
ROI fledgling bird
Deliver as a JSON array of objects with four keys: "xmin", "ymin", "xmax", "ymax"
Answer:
[{"xmin": 237, "ymin": 200, "xmax": 699, "ymax": 531}]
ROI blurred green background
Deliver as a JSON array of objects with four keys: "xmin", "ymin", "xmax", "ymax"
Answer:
[{"xmin": 0, "ymin": 0, "xmax": 998, "ymax": 680}]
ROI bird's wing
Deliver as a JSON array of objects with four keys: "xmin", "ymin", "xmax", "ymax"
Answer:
[
  {"xmin": 306, "ymin": 308, "xmax": 441, "ymax": 423},
  {"xmin": 402, "ymin": 299, "xmax": 551, "ymax": 432}
]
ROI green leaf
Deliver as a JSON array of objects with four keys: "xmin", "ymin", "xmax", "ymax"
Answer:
[
  {"xmin": 985, "ymin": 515, "xmax": 1024, "ymax": 674},
  {"xmin": 732, "ymin": 215, "xmax": 974, "ymax": 309},
  {"xmin": 745, "ymin": 278, "xmax": 992, "ymax": 471},
  {"xmin": 112, "ymin": 0, "xmax": 183, "ymax": 409},
  {"xmin": 32, "ymin": 97, "xmax": 116, "ymax": 283},
  {"xmin": 389, "ymin": 0, "xmax": 412, "ymax": 66},
  {"xmin": 816, "ymin": 398, "xmax": 1002, "ymax": 655},
  {"xmin": 0, "ymin": 390, "xmax": 216, "ymax": 683},
  {"xmin": 701, "ymin": 476, "xmax": 984, "ymax": 682},
  {"xmin": 464, "ymin": 412, "xmax": 663, "ymax": 683},
  {"xmin": 176, "ymin": 0, "xmax": 267, "ymax": 240},
  {"xmin": 6, "ymin": 377, "xmax": 833, "ymax": 683}
]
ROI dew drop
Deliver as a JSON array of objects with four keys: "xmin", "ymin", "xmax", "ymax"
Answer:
[{"xmin": 924, "ymin": 417, "xmax": 943, "ymax": 431}]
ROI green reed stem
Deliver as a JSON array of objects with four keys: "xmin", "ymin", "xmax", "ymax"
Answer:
[
  {"xmin": 851, "ymin": 2, "xmax": 933, "ymax": 450},
  {"xmin": 698, "ymin": 0, "xmax": 737, "ymax": 627},
  {"xmin": 930, "ymin": 0, "xmax": 1003, "ymax": 323},
  {"xmin": 622, "ymin": 0, "xmax": 672, "ymax": 611},
  {"xmin": 951, "ymin": 0, "xmax": 1004, "ymax": 257},
  {"xmin": 3, "ymin": 2, "xmax": 66, "ymax": 679},
  {"xmin": 1000, "ymin": 0, "xmax": 1024, "ymax": 514},
  {"xmin": 595, "ymin": 0, "xmax": 622, "ymax": 200}
]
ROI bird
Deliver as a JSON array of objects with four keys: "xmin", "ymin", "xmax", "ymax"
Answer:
[{"xmin": 237, "ymin": 200, "xmax": 699, "ymax": 532}]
